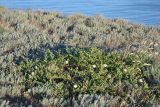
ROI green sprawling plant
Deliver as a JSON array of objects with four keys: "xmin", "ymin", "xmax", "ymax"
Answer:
[{"xmin": 18, "ymin": 47, "xmax": 160, "ymax": 105}]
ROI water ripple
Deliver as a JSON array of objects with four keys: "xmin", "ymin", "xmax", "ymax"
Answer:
[{"xmin": 0, "ymin": 0, "xmax": 160, "ymax": 25}]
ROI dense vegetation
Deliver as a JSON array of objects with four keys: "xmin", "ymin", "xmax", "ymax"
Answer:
[{"xmin": 0, "ymin": 7, "xmax": 160, "ymax": 107}]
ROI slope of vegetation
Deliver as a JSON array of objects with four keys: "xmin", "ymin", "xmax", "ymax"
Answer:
[{"xmin": 0, "ymin": 8, "xmax": 160, "ymax": 107}]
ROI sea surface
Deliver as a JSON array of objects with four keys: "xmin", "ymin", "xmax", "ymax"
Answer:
[{"xmin": 0, "ymin": 0, "xmax": 160, "ymax": 25}]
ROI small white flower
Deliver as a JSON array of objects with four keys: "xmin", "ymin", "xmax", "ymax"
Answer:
[
  {"xmin": 31, "ymin": 72, "xmax": 35, "ymax": 76},
  {"xmin": 130, "ymin": 53, "xmax": 134, "ymax": 55},
  {"xmin": 65, "ymin": 60, "xmax": 69, "ymax": 64},
  {"xmin": 35, "ymin": 66, "xmax": 38, "ymax": 69},
  {"xmin": 28, "ymin": 89, "xmax": 31, "ymax": 93},
  {"xmin": 92, "ymin": 65, "xmax": 96, "ymax": 68},
  {"xmin": 103, "ymin": 64, "xmax": 108, "ymax": 67},
  {"xmin": 124, "ymin": 69, "xmax": 127, "ymax": 72},
  {"xmin": 73, "ymin": 84, "xmax": 78, "ymax": 88},
  {"xmin": 108, "ymin": 74, "xmax": 112, "ymax": 78},
  {"xmin": 139, "ymin": 79, "xmax": 143, "ymax": 83}
]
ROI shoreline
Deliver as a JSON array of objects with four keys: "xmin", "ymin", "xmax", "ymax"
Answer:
[{"xmin": 1, "ymin": 6, "xmax": 160, "ymax": 26}]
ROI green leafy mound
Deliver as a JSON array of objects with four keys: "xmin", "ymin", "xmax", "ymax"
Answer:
[{"xmin": 18, "ymin": 47, "xmax": 160, "ymax": 104}]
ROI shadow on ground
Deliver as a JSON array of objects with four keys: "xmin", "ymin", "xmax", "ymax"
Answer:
[{"xmin": 0, "ymin": 95, "xmax": 43, "ymax": 107}]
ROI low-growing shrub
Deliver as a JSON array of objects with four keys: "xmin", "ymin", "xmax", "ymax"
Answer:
[{"xmin": 17, "ymin": 47, "xmax": 160, "ymax": 105}]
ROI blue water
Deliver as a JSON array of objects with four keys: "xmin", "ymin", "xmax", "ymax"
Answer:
[{"xmin": 0, "ymin": 0, "xmax": 160, "ymax": 25}]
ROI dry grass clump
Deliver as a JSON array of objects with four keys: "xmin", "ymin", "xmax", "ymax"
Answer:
[{"xmin": 0, "ymin": 8, "xmax": 160, "ymax": 107}]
